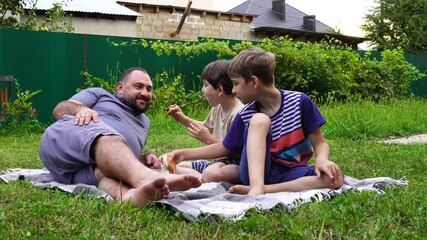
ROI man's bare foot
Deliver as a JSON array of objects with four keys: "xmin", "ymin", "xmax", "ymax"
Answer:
[
  {"xmin": 122, "ymin": 178, "xmax": 169, "ymax": 207},
  {"xmin": 165, "ymin": 174, "xmax": 202, "ymax": 191},
  {"xmin": 229, "ymin": 185, "xmax": 265, "ymax": 196}
]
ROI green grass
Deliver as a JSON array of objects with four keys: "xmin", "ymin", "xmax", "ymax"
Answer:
[{"xmin": 1, "ymin": 98, "xmax": 426, "ymax": 239}]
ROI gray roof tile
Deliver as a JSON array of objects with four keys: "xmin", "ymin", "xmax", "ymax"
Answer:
[{"xmin": 229, "ymin": 0, "xmax": 333, "ymax": 33}]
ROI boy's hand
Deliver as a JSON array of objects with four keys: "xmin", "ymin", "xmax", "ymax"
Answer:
[
  {"xmin": 166, "ymin": 104, "xmax": 184, "ymax": 122},
  {"xmin": 166, "ymin": 104, "xmax": 182, "ymax": 115},
  {"xmin": 315, "ymin": 158, "xmax": 341, "ymax": 185},
  {"xmin": 158, "ymin": 153, "xmax": 177, "ymax": 173},
  {"xmin": 188, "ymin": 122, "xmax": 214, "ymax": 144}
]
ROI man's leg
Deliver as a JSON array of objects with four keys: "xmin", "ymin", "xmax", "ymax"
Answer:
[
  {"xmin": 96, "ymin": 167, "xmax": 169, "ymax": 207},
  {"xmin": 93, "ymin": 135, "xmax": 201, "ymax": 191}
]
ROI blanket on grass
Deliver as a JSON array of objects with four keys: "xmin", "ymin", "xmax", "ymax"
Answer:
[{"xmin": 0, "ymin": 168, "xmax": 407, "ymax": 223}]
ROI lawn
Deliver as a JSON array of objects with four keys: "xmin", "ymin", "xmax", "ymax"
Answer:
[{"xmin": 0, "ymin": 98, "xmax": 426, "ymax": 239}]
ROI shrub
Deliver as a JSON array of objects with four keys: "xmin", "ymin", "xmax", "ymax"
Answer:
[
  {"xmin": 125, "ymin": 36, "xmax": 425, "ymax": 102},
  {"xmin": 78, "ymin": 70, "xmax": 207, "ymax": 115},
  {"xmin": 0, "ymin": 80, "xmax": 44, "ymax": 134}
]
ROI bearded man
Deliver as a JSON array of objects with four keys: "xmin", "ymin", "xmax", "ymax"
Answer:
[{"xmin": 40, "ymin": 67, "xmax": 201, "ymax": 207}]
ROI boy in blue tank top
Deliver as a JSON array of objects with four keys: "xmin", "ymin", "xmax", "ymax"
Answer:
[{"xmin": 167, "ymin": 48, "xmax": 343, "ymax": 196}]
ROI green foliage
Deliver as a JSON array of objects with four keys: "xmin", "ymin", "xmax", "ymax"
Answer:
[
  {"xmin": 149, "ymin": 71, "xmax": 206, "ymax": 115},
  {"xmin": 0, "ymin": 0, "xmax": 74, "ymax": 32},
  {"xmin": 78, "ymin": 69, "xmax": 207, "ymax": 115},
  {"xmin": 319, "ymin": 97, "xmax": 427, "ymax": 140},
  {"xmin": 38, "ymin": 2, "xmax": 74, "ymax": 32},
  {"xmin": 350, "ymin": 49, "xmax": 423, "ymax": 100},
  {"xmin": 361, "ymin": 0, "xmax": 427, "ymax": 54},
  {"xmin": 0, "ymin": 0, "xmax": 24, "ymax": 29},
  {"xmin": 0, "ymin": 80, "xmax": 44, "ymax": 134},
  {"xmin": 121, "ymin": 36, "xmax": 424, "ymax": 103},
  {"xmin": 78, "ymin": 71, "xmax": 118, "ymax": 94},
  {"xmin": 118, "ymin": 38, "xmax": 238, "ymax": 59}
]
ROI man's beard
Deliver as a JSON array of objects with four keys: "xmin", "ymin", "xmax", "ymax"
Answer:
[{"xmin": 126, "ymin": 96, "xmax": 151, "ymax": 115}]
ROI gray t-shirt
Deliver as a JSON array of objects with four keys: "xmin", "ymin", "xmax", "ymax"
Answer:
[{"xmin": 71, "ymin": 87, "xmax": 150, "ymax": 157}]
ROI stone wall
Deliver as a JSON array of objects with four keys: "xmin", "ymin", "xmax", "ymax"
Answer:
[
  {"xmin": 73, "ymin": 18, "xmax": 138, "ymax": 38},
  {"xmin": 132, "ymin": 5, "xmax": 259, "ymax": 41}
]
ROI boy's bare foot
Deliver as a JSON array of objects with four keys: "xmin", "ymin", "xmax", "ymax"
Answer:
[
  {"xmin": 165, "ymin": 174, "xmax": 202, "ymax": 191},
  {"xmin": 228, "ymin": 184, "xmax": 250, "ymax": 194},
  {"xmin": 229, "ymin": 185, "xmax": 265, "ymax": 196},
  {"xmin": 122, "ymin": 178, "xmax": 169, "ymax": 207}
]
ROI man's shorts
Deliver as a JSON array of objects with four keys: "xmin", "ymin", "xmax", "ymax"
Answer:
[{"xmin": 39, "ymin": 115, "xmax": 121, "ymax": 186}]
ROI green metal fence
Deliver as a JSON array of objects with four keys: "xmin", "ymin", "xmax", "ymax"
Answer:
[
  {"xmin": 0, "ymin": 29, "xmax": 215, "ymax": 123},
  {"xmin": 403, "ymin": 53, "xmax": 427, "ymax": 98},
  {"xmin": 0, "ymin": 29, "xmax": 426, "ymax": 123}
]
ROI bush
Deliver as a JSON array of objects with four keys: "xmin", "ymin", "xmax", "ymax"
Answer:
[
  {"xmin": 0, "ymin": 80, "xmax": 45, "ymax": 134},
  {"xmin": 149, "ymin": 71, "xmax": 207, "ymax": 115},
  {"xmin": 126, "ymin": 36, "xmax": 425, "ymax": 103},
  {"xmin": 78, "ymin": 69, "xmax": 208, "ymax": 115}
]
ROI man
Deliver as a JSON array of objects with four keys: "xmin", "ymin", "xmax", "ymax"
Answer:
[{"xmin": 40, "ymin": 67, "xmax": 201, "ymax": 207}]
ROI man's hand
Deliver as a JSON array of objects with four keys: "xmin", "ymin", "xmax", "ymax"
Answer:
[
  {"xmin": 141, "ymin": 153, "xmax": 161, "ymax": 169},
  {"xmin": 74, "ymin": 108, "xmax": 100, "ymax": 126}
]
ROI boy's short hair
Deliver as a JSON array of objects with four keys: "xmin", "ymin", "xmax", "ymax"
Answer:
[
  {"xmin": 228, "ymin": 48, "xmax": 276, "ymax": 84},
  {"xmin": 201, "ymin": 59, "xmax": 233, "ymax": 95}
]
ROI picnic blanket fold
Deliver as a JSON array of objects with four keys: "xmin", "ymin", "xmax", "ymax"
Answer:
[
  {"xmin": 0, "ymin": 168, "xmax": 113, "ymax": 201},
  {"xmin": 0, "ymin": 168, "xmax": 407, "ymax": 222}
]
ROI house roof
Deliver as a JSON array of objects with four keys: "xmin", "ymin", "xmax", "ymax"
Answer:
[
  {"xmin": 116, "ymin": 0, "xmax": 256, "ymax": 16},
  {"xmin": 23, "ymin": 0, "xmax": 141, "ymax": 16},
  {"xmin": 229, "ymin": 0, "xmax": 333, "ymax": 33}
]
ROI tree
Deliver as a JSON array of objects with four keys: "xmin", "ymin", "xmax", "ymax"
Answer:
[
  {"xmin": 361, "ymin": 0, "xmax": 427, "ymax": 54},
  {"xmin": 0, "ymin": 0, "xmax": 23, "ymax": 29},
  {"xmin": 0, "ymin": 0, "xmax": 74, "ymax": 32}
]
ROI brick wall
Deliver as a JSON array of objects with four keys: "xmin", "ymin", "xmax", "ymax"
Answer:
[{"xmin": 133, "ymin": 6, "xmax": 258, "ymax": 41}]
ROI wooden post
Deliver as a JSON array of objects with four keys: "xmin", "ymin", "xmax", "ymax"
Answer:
[
  {"xmin": 0, "ymin": 75, "xmax": 13, "ymax": 109},
  {"xmin": 170, "ymin": 0, "xmax": 193, "ymax": 37}
]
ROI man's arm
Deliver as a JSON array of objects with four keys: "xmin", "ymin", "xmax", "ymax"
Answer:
[
  {"xmin": 53, "ymin": 99, "xmax": 86, "ymax": 119},
  {"xmin": 53, "ymin": 99, "xmax": 100, "ymax": 125}
]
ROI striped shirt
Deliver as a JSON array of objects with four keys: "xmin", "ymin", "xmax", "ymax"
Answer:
[{"xmin": 222, "ymin": 90, "xmax": 325, "ymax": 167}]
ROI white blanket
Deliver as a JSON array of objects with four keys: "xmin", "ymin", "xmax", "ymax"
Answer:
[{"xmin": 0, "ymin": 168, "xmax": 407, "ymax": 223}]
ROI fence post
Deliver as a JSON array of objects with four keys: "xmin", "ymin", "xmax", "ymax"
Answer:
[{"xmin": 0, "ymin": 75, "xmax": 13, "ymax": 122}]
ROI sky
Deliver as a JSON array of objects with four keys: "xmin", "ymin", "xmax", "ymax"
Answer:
[
  {"xmin": 213, "ymin": 0, "xmax": 377, "ymax": 38},
  {"xmin": 286, "ymin": 0, "xmax": 377, "ymax": 38}
]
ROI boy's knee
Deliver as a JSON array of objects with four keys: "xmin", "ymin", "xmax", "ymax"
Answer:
[
  {"xmin": 202, "ymin": 167, "xmax": 222, "ymax": 182},
  {"xmin": 326, "ymin": 172, "xmax": 344, "ymax": 189}
]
